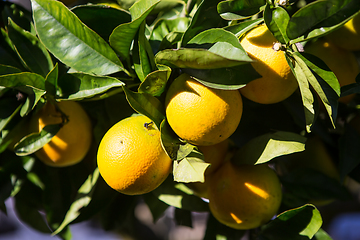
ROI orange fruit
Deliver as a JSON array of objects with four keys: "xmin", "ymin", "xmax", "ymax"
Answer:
[
  {"xmin": 207, "ymin": 161, "xmax": 282, "ymax": 230},
  {"xmin": 239, "ymin": 25, "xmax": 298, "ymax": 104},
  {"xmin": 305, "ymin": 38, "xmax": 360, "ymax": 104},
  {"xmin": 97, "ymin": 115, "xmax": 172, "ymax": 195},
  {"xmin": 326, "ymin": 14, "xmax": 360, "ymax": 51},
  {"xmin": 30, "ymin": 101, "xmax": 92, "ymax": 167},
  {"xmin": 165, "ymin": 73, "xmax": 243, "ymax": 146}
]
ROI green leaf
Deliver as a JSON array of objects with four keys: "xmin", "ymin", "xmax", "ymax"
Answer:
[
  {"xmin": 71, "ymin": 4, "xmax": 131, "ymax": 42},
  {"xmin": 182, "ymin": 64, "xmax": 261, "ymax": 90},
  {"xmin": 2, "ymin": 3, "xmax": 33, "ymax": 32},
  {"xmin": 264, "ymin": 4, "xmax": 290, "ymax": 44},
  {"xmin": 150, "ymin": 17, "xmax": 190, "ymax": 52},
  {"xmin": 280, "ymin": 168, "xmax": 351, "ymax": 205},
  {"xmin": 187, "ymin": 28, "xmax": 253, "ymax": 62},
  {"xmin": 45, "ymin": 63, "xmax": 59, "ymax": 97},
  {"xmin": 287, "ymin": 0, "xmax": 360, "ymax": 42},
  {"xmin": 57, "ymin": 73, "xmax": 124, "ymax": 100},
  {"xmin": 173, "ymin": 152, "xmax": 210, "ymax": 183},
  {"xmin": 133, "ymin": 22, "xmax": 155, "ymax": 82},
  {"xmin": 7, "ymin": 18, "xmax": 53, "ymax": 77},
  {"xmin": 109, "ymin": 0, "xmax": 160, "ymax": 60},
  {"xmin": 288, "ymin": 53, "xmax": 315, "ymax": 132},
  {"xmin": 224, "ymin": 18, "xmax": 264, "ymax": 38},
  {"xmin": 53, "ymin": 168, "xmax": 99, "ymax": 235},
  {"xmin": 151, "ymin": 176, "xmax": 209, "ymax": 212},
  {"xmin": 20, "ymin": 87, "xmax": 46, "ymax": 117},
  {"xmin": 0, "ymin": 97, "xmax": 22, "ymax": 132},
  {"xmin": 138, "ymin": 64, "xmax": 172, "ymax": 96},
  {"xmin": 217, "ymin": 0, "xmax": 266, "ymax": 20},
  {"xmin": 233, "ymin": 131, "xmax": 306, "ymax": 165},
  {"xmin": 0, "ymin": 72, "xmax": 45, "ymax": 90},
  {"xmin": 14, "ymin": 123, "xmax": 62, "ymax": 156},
  {"xmin": 0, "ymin": 29, "xmax": 24, "ymax": 69},
  {"xmin": 31, "ymin": 0, "xmax": 125, "ymax": 76},
  {"xmin": 155, "ymin": 48, "xmax": 251, "ymax": 69},
  {"xmin": 123, "ymin": 86, "xmax": 165, "ymax": 128},
  {"xmin": 260, "ymin": 204, "xmax": 322, "ymax": 240},
  {"xmin": 314, "ymin": 228, "xmax": 333, "ymax": 240},
  {"xmin": 182, "ymin": 0, "xmax": 227, "ymax": 46},
  {"xmin": 294, "ymin": 52, "xmax": 339, "ymax": 128},
  {"xmin": 0, "ymin": 64, "xmax": 21, "ymax": 75}
]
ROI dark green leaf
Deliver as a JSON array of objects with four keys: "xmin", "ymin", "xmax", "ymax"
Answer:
[
  {"xmin": 31, "ymin": 0, "xmax": 126, "ymax": 76},
  {"xmin": 204, "ymin": 213, "xmax": 246, "ymax": 240},
  {"xmin": 7, "ymin": 18, "xmax": 53, "ymax": 77},
  {"xmin": 260, "ymin": 204, "xmax": 322, "ymax": 240},
  {"xmin": 0, "ymin": 97, "xmax": 22, "ymax": 132},
  {"xmin": 123, "ymin": 86, "xmax": 165, "ymax": 128},
  {"xmin": 109, "ymin": 0, "xmax": 160, "ymax": 60},
  {"xmin": 19, "ymin": 87, "xmax": 46, "ymax": 117},
  {"xmin": 338, "ymin": 123, "xmax": 360, "ymax": 182},
  {"xmin": 182, "ymin": 0, "xmax": 227, "ymax": 46},
  {"xmin": 2, "ymin": 3, "xmax": 32, "ymax": 32},
  {"xmin": 287, "ymin": 0, "xmax": 360, "ymax": 42},
  {"xmin": 0, "ymin": 64, "xmax": 21, "ymax": 75},
  {"xmin": 57, "ymin": 73, "xmax": 124, "ymax": 100},
  {"xmin": 174, "ymin": 208, "xmax": 192, "ymax": 227},
  {"xmin": 0, "ymin": 29, "xmax": 24, "ymax": 69},
  {"xmin": 183, "ymin": 64, "xmax": 260, "ymax": 90},
  {"xmin": 217, "ymin": 0, "xmax": 266, "ymax": 20},
  {"xmin": 143, "ymin": 192, "xmax": 170, "ymax": 222},
  {"xmin": 138, "ymin": 64, "xmax": 172, "ymax": 96},
  {"xmin": 281, "ymin": 168, "xmax": 352, "ymax": 204},
  {"xmin": 0, "ymin": 71, "xmax": 45, "ymax": 90},
  {"xmin": 233, "ymin": 131, "xmax": 306, "ymax": 165},
  {"xmin": 72, "ymin": 5, "xmax": 131, "ymax": 42},
  {"xmin": 264, "ymin": 5, "xmax": 290, "ymax": 44},
  {"xmin": 53, "ymin": 168, "xmax": 99, "ymax": 235},
  {"xmin": 14, "ymin": 123, "xmax": 62, "ymax": 156},
  {"xmin": 151, "ymin": 176, "xmax": 209, "ymax": 212}
]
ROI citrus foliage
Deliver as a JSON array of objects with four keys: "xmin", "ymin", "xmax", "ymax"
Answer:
[{"xmin": 1, "ymin": 0, "xmax": 360, "ymax": 239}]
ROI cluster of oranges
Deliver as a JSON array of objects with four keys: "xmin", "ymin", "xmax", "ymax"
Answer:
[{"xmin": 24, "ymin": 13, "xmax": 360, "ymax": 230}]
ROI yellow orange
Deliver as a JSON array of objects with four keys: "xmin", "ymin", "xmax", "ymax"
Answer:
[
  {"xmin": 97, "ymin": 115, "xmax": 172, "ymax": 195},
  {"xmin": 165, "ymin": 73, "xmax": 243, "ymax": 146},
  {"xmin": 31, "ymin": 101, "xmax": 92, "ymax": 167},
  {"xmin": 239, "ymin": 25, "xmax": 298, "ymax": 104},
  {"xmin": 207, "ymin": 161, "xmax": 282, "ymax": 229}
]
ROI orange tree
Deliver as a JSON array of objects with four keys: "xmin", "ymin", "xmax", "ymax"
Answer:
[{"xmin": 1, "ymin": 0, "xmax": 360, "ymax": 239}]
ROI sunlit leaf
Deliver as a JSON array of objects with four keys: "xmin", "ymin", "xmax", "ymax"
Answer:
[
  {"xmin": 287, "ymin": 0, "xmax": 360, "ymax": 42},
  {"xmin": 151, "ymin": 177, "xmax": 209, "ymax": 211},
  {"xmin": 288, "ymin": 53, "xmax": 315, "ymax": 132},
  {"xmin": 57, "ymin": 73, "xmax": 124, "ymax": 100},
  {"xmin": 138, "ymin": 64, "xmax": 172, "ymax": 96},
  {"xmin": 173, "ymin": 153, "xmax": 210, "ymax": 183},
  {"xmin": 233, "ymin": 131, "xmax": 306, "ymax": 165},
  {"xmin": 45, "ymin": 63, "xmax": 58, "ymax": 97},
  {"xmin": 260, "ymin": 204, "xmax": 322, "ymax": 240},
  {"xmin": 264, "ymin": 4, "xmax": 290, "ymax": 44},
  {"xmin": 31, "ymin": 0, "xmax": 125, "ymax": 76},
  {"xmin": 109, "ymin": 0, "xmax": 160, "ymax": 60}
]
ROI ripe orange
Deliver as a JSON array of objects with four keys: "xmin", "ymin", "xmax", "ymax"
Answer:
[
  {"xmin": 207, "ymin": 161, "xmax": 282, "ymax": 230},
  {"xmin": 305, "ymin": 38, "xmax": 360, "ymax": 104},
  {"xmin": 165, "ymin": 73, "xmax": 243, "ymax": 146},
  {"xmin": 30, "ymin": 101, "xmax": 92, "ymax": 167},
  {"xmin": 97, "ymin": 115, "xmax": 172, "ymax": 195},
  {"xmin": 239, "ymin": 25, "xmax": 298, "ymax": 104},
  {"xmin": 326, "ymin": 14, "xmax": 360, "ymax": 51}
]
